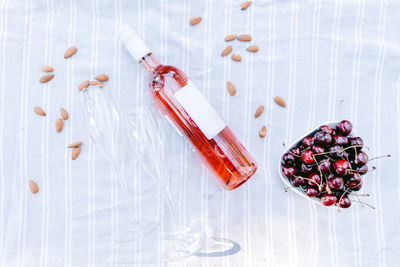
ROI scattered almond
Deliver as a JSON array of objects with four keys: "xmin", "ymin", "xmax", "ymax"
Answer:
[
  {"xmin": 237, "ymin": 34, "xmax": 252, "ymax": 42},
  {"xmin": 247, "ymin": 45, "xmax": 259, "ymax": 53},
  {"xmin": 190, "ymin": 16, "xmax": 202, "ymax": 26},
  {"xmin": 34, "ymin": 106, "xmax": 46, "ymax": 116},
  {"xmin": 78, "ymin": 80, "xmax": 90, "ymax": 91},
  {"xmin": 224, "ymin": 34, "xmax": 237, "ymax": 42},
  {"xmin": 56, "ymin": 118, "xmax": 63, "ymax": 133},
  {"xmin": 221, "ymin": 46, "xmax": 232, "ymax": 57},
  {"xmin": 231, "ymin": 54, "xmax": 241, "ymax": 62},
  {"xmin": 68, "ymin": 141, "xmax": 82, "ymax": 148},
  {"xmin": 39, "ymin": 74, "xmax": 54, "ymax": 83},
  {"xmin": 274, "ymin": 96, "xmax": 286, "ymax": 107},
  {"xmin": 72, "ymin": 147, "xmax": 81, "ymax": 160},
  {"xmin": 29, "ymin": 180, "xmax": 39, "ymax": 194},
  {"xmin": 41, "ymin": 65, "xmax": 54, "ymax": 72},
  {"xmin": 95, "ymin": 74, "xmax": 109, "ymax": 82},
  {"xmin": 60, "ymin": 107, "xmax": 69, "ymax": 120},
  {"xmin": 240, "ymin": 1, "xmax": 252, "ymax": 10},
  {"xmin": 90, "ymin": 81, "xmax": 104, "ymax": 86},
  {"xmin": 226, "ymin": 81, "xmax": 236, "ymax": 96},
  {"xmin": 259, "ymin": 126, "xmax": 266, "ymax": 138},
  {"xmin": 254, "ymin": 105, "xmax": 264, "ymax": 118},
  {"xmin": 64, "ymin": 46, "xmax": 77, "ymax": 59}
]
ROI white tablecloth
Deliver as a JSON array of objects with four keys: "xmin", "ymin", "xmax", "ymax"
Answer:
[{"xmin": 1, "ymin": 0, "xmax": 400, "ymax": 266}]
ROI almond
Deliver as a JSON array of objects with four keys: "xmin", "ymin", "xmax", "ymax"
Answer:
[
  {"xmin": 60, "ymin": 107, "xmax": 69, "ymax": 120},
  {"xmin": 90, "ymin": 81, "xmax": 104, "ymax": 86},
  {"xmin": 237, "ymin": 34, "xmax": 252, "ymax": 42},
  {"xmin": 224, "ymin": 34, "xmax": 237, "ymax": 42},
  {"xmin": 231, "ymin": 54, "xmax": 241, "ymax": 62},
  {"xmin": 274, "ymin": 96, "xmax": 286, "ymax": 107},
  {"xmin": 39, "ymin": 74, "xmax": 54, "ymax": 83},
  {"xmin": 64, "ymin": 46, "xmax": 77, "ymax": 58},
  {"xmin": 72, "ymin": 147, "xmax": 81, "ymax": 160},
  {"xmin": 259, "ymin": 126, "xmax": 266, "ymax": 138},
  {"xmin": 68, "ymin": 141, "xmax": 82, "ymax": 148},
  {"xmin": 34, "ymin": 106, "xmax": 46, "ymax": 116},
  {"xmin": 56, "ymin": 118, "xmax": 63, "ymax": 133},
  {"xmin": 41, "ymin": 65, "xmax": 54, "ymax": 72},
  {"xmin": 226, "ymin": 81, "xmax": 236, "ymax": 96},
  {"xmin": 190, "ymin": 16, "xmax": 202, "ymax": 26},
  {"xmin": 221, "ymin": 46, "xmax": 232, "ymax": 57},
  {"xmin": 78, "ymin": 80, "xmax": 90, "ymax": 91},
  {"xmin": 247, "ymin": 45, "xmax": 259, "ymax": 53},
  {"xmin": 95, "ymin": 74, "xmax": 109, "ymax": 82},
  {"xmin": 254, "ymin": 105, "xmax": 264, "ymax": 118},
  {"xmin": 29, "ymin": 180, "xmax": 39, "ymax": 194},
  {"xmin": 240, "ymin": 1, "xmax": 252, "ymax": 10}
]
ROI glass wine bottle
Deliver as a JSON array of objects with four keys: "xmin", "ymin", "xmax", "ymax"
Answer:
[{"xmin": 119, "ymin": 25, "xmax": 257, "ymax": 190}]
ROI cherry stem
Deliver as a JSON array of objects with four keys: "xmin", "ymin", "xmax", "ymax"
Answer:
[
  {"xmin": 369, "ymin": 154, "xmax": 391, "ymax": 161},
  {"xmin": 352, "ymin": 199, "xmax": 375, "ymax": 209},
  {"xmin": 313, "ymin": 145, "xmax": 363, "ymax": 157},
  {"xmin": 350, "ymin": 193, "xmax": 370, "ymax": 197}
]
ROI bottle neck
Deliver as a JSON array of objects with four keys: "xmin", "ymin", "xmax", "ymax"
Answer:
[{"xmin": 139, "ymin": 53, "xmax": 161, "ymax": 73}]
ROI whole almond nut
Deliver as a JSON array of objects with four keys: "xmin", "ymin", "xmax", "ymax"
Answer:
[
  {"xmin": 41, "ymin": 65, "xmax": 54, "ymax": 72},
  {"xmin": 29, "ymin": 180, "xmax": 39, "ymax": 194},
  {"xmin": 64, "ymin": 46, "xmax": 77, "ymax": 58},
  {"xmin": 259, "ymin": 126, "xmax": 267, "ymax": 138},
  {"xmin": 56, "ymin": 118, "xmax": 63, "ymax": 133},
  {"xmin": 60, "ymin": 107, "xmax": 69, "ymax": 120},
  {"xmin": 274, "ymin": 96, "xmax": 286, "ymax": 107},
  {"xmin": 90, "ymin": 81, "xmax": 104, "ymax": 86},
  {"xmin": 39, "ymin": 74, "xmax": 54, "ymax": 83},
  {"xmin": 247, "ymin": 45, "xmax": 259, "ymax": 53},
  {"xmin": 221, "ymin": 46, "xmax": 232, "ymax": 57},
  {"xmin": 78, "ymin": 80, "xmax": 90, "ymax": 91},
  {"xmin": 68, "ymin": 141, "xmax": 82, "ymax": 148},
  {"xmin": 231, "ymin": 54, "xmax": 241, "ymax": 62},
  {"xmin": 226, "ymin": 81, "xmax": 236, "ymax": 96},
  {"xmin": 254, "ymin": 105, "xmax": 264, "ymax": 118},
  {"xmin": 190, "ymin": 16, "xmax": 202, "ymax": 26},
  {"xmin": 237, "ymin": 34, "xmax": 252, "ymax": 42},
  {"xmin": 72, "ymin": 147, "xmax": 81, "ymax": 160},
  {"xmin": 95, "ymin": 74, "xmax": 109, "ymax": 82},
  {"xmin": 240, "ymin": 1, "xmax": 252, "ymax": 10},
  {"xmin": 34, "ymin": 107, "xmax": 46, "ymax": 116},
  {"xmin": 224, "ymin": 34, "xmax": 237, "ymax": 42}
]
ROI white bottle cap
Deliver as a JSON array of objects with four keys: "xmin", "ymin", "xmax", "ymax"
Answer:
[{"xmin": 119, "ymin": 25, "xmax": 151, "ymax": 63}]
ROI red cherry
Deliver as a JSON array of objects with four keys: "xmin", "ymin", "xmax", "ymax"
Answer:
[
  {"xmin": 333, "ymin": 159, "xmax": 351, "ymax": 176},
  {"xmin": 311, "ymin": 145, "xmax": 324, "ymax": 154},
  {"xmin": 345, "ymin": 172, "xmax": 362, "ymax": 188},
  {"xmin": 338, "ymin": 195, "xmax": 352, "ymax": 208},
  {"xmin": 282, "ymin": 165, "xmax": 297, "ymax": 178},
  {"xmin": 336, "ymin": 120, "xmax": 352, "ymax": 135},
  {"xmin": 356, "ymin": 151, "xmax": 369, "ymax": 166},
  {"xmin": 327, "ymin": 175, "xmax": 344, "ymax": 191},
  {"xmin": 321, "ymin": 194, "xmax": 337, "ymax": 206},
  {"xmin": 302, "ymin": 136, "xmax": 314, "ymax": 147},
  {"xmin": 301, "ymin": 150, "xmax": 315, "ymax": 164},
  {"xmin": 308, "ymin": 172, "xmax": 321, "ymax": 187},
  {"xmin": 290, "ymin": 176, "xmax": 305, "ymax": 187},
  {"xmin": 317, "ymin": 159, "xmax": 331, "ymax": 174},
  {"xmin": 319, "ymin": 125, "xmax": 333, "ymax": 134},
  {"xmin": 305, "ymin": 187, "xmax": 319, "ymax": 197}
]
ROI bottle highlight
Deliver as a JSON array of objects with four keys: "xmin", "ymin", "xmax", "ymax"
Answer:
[{"xmin": 119, "ymin": 25, "xmax": 257, "ymax": 190}]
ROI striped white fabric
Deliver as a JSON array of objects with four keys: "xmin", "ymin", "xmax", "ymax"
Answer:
[{"xmin": 1, "ymin": 0, "xmax": 400, "ymax": 266}]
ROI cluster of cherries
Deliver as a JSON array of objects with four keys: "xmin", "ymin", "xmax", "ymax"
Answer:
[{"xmin": 281, "ymin": 120, "xmax": 369, "ymax": 208}]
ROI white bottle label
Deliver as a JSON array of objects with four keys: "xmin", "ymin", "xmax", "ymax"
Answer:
[{"xmin": 175, "ymin": 81, "xmax": 226, "ymax": 140}]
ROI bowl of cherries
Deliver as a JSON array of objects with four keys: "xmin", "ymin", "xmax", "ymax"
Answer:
[{"xmin": 279, "ymin": 120, "xmax": 369, "ymax": 209}]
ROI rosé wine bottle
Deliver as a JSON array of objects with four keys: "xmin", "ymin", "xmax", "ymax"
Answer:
[{"xmin": 119, "ymin": 25, "xmax": 257, "ymax": 190}]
